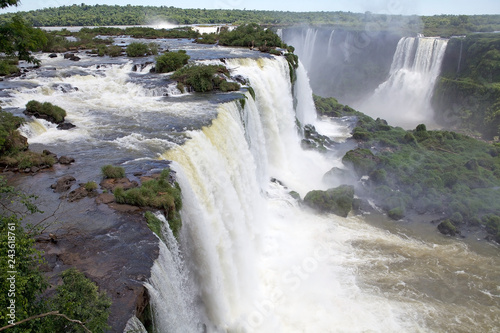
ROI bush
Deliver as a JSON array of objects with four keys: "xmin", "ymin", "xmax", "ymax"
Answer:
[
  {"xmin": 84, "ymin": 181, "xmax": 98, "ymax": 191},
  {"xmin": 126, "ymin": 42, "xmax": 150, "ymax": 57},
  {"xmin": 171, "ymin": 64, "xmax": 239, "ymax": 92},
  {"xmin": 46, "ymin": 268, "xmax": 111, "ymax": 333},
  {"xmin": 0, "ymin": 58, "xmax": 19, "ymax": 76},
  {"xmin": 155, "ymin": 50, "xmax": 190, "ymax": 73},
  {"xmin": 101, "ymin": 165, "xmax": 125, "ymax": 179},
  {"xmin": 25, "ymin": 100, "xmax": 66, "ymax": 124},
  {"xmin": 114, "ymin": 170, "xmax": 182, "ymax": 236}
]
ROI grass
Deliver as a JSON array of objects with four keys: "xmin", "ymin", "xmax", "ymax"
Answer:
[{"xmin": 101, "ymin": 165, "xmax": 125, "ymax": 179}]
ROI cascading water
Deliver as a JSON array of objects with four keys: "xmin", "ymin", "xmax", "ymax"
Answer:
[
  {"xmin": 355, "ymin": 37, "xmax": 449, "ymax": 128},
  {"xmin": 1, "ymin": 44, "xmax": 499, "ymax": 333},
  {"xmin": 152, "ymin": 56, "xmax": 500, "ymax": 332}
]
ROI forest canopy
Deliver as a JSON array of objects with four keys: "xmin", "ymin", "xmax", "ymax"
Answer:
[{"xmin": 0, "ymin": 4, "xmax": 499, "ymax": 36}]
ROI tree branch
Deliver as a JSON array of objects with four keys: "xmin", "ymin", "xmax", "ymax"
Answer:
[{"xmin": 0, "ymin": 311, "xmax": 92, "ymax": 333}]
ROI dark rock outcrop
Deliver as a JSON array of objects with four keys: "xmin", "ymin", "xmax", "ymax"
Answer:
[
  {"xmin": 437, "ymin": 219, "xmax": 459, "ymax": 236},
  {"xmin": 58, "ymin": 156, "xmax": 75, "ymax": 165},
  {"xmin": 51, "ymin": 175, "xmax": 76, "ymax": 192},
  {"xmin": 57, "ymin": 122, "xmax": 76, "ymax": 130}
]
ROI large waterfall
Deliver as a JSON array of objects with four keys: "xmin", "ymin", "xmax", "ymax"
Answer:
[
  {"xmin": 355, "ymin": 37, "xmax": 449, "ymax": 128},
  {"xmin": 1, "ymin": 47, "xmax": 499, "ymax": 333},
  {"xmin": 143, "ymin": 56, "xmax": 500, "ymax": 333}
]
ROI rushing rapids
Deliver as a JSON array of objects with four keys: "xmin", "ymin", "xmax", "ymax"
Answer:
[{"xmin": 0, "ymin": 44, "xmax": 499, "ymax": 333}]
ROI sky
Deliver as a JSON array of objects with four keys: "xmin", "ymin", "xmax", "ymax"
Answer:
[{"xmin": 2, "ymin": 0, "xmax": 500, "ymax": 16}]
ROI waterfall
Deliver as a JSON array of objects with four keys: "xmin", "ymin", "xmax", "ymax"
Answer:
[
  {"xmin": 327, "ymin": 29, "xmax": 335, "ymax": 57},
  {"xmin": 155, "ymin": 57, "xmax": 424, "ymax": 332},
  {"xmin": 294, "ymin": 60, "xmax": 318, "ymax": 126},
  {"xmin": 356, "ymin": 37, "xmax": 449, "ymax": 128},
  {"xmin": 145, "ymin": 214, "xmax": 202, "ymax": 333}
]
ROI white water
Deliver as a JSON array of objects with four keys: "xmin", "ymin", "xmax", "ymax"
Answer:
[
  {"xmin": 2, "ymin": 48, "xmax": 499, "ymax": 333},
  {"xmin": 356, "ymin": 37, "xmax": 448, "ymax": 128},
  {"xmin": 159, "ymin": 57, "xmax": 443, "ymax": 332}
]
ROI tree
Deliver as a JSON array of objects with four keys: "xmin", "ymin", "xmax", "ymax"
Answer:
[
  {"xmin": 0, "ymin": 0, "xmax": 20, "ymax": 9},
  {"xmin": 0, "ymin": 15, "xmax": 47, "ymax": 64}
]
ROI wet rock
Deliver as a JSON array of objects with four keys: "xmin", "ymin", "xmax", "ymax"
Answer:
[
  {"xmin": 108, "ymin": 203, "xmax": 141, "ymax": 213},
  {"xmin": 301, "ymin": 124, "xmax": 335, "ymax": 152},
  {"xmin": 63, "ymin": 53, "xmax": 74, "ymax": 59},
  {"xmin": 43, "ymin": 150, "xmax": 58, "ymax": 160},
  {"xmin": 58, "ymin": 156, "xmax": 75, "ymax": 165},
  {"xmin": 57, "ymin": 122, "xmax": 76, "ymax": 130},
  {"xmin": 233, "ymin": 74, "xmax": 247, "ymax": 85},
  {"xmin": 67, "ymin": 186, "xmax": 89, "ymax": 202},
  {"xmin": 96, "ymin": 193, "xmax": 115, "ymax": 204},
  {"xmin": 30, "ymin": 166, "xmax": 40, "ymax": 173},
  {"xmin": 48, "ymin": 53, "xmax": 58, "ymax": 58},
  {"xmin": 51, "ymin": 175, "xmax": 76, "ymax": 193},
  {"xmin": 100, "ymin": 178, "xmax": 139, "ymax": 192},
  {"xmin": 69, "ymin": 55, "xmax": 81, "ymax": 61}
]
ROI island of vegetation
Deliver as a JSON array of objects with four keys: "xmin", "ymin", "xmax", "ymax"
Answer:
[{"xmin": 309, "ymin": 95, "xmax": 500, "ymax": 243}]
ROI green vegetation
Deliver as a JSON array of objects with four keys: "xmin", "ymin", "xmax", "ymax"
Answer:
[
  {"xmin": 0, "ymin": 108, "xmax": 56, "ymax": 170},
  {"xmin": 0, "ymin": 57, "xmax": 19, "ymax": 76},
  {"xmin": 0, "ymin": 176, "xmax": 111, "ymax": 332},
  {"xmin": 126, "ymin": 42, "xmax": 158, "ymax": 57},
  {"xmin": 2, "ymin": 4, "xmax": 500, "ymax": 37},
  {"xmin": 315, "ymin": 95, "xmax": 500, "ymax": 241},
  {"xmin": 171, "ymin": 64, "xmax": 240, "ymax": 93},
  {"xmin": 84, "ymin": 181, "xmax": 98, "ymax": 191},
  {"xmin": 0, "ymin": 14, "xmax": 47, "ymax": 65},
  {"xmin": 101, "ymin": 164, "xmax": 125, "ymax": 179},
  {"xmin": 303, "ymin": 185, "xmax": 355, "ymax": 218},
  {"xmin": 114, "ymin": 169, "xmax": 182, "ymax": 237},
  {"xmin": 433, "ymin": 33, "xmax": 500, "ymax": 140},
  {"xmin": 155, "ymin": 50, "xmax": 190, "ymax": 73},
  {"xmin": 216, "ymin": 23, "xmax": 286, "ymax": 49},
  {"xmin": 90, "ymin": 44, "xmax": 123, "ymax": 57},
  {"xmin": 25, "ymin": 100, "xmax": 67, "ymax": 124}
]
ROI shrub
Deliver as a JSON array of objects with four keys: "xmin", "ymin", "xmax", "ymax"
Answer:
[
  {"xmin": 84, "ymin": 181, "xmax": 98, "ymax": 191},
  {"xmin": 155, "ymin": 50, "xmax": 190, "ymax": 73},
  {"xmin": 0, "ymin": 58, "xmax": 19, "ymax": 76},
  {"xmin": 47, "ymin": 268, "xmax": 111, "ymax": 333},
  {"xmin": 25, "ymin": 100, "xmax": 67, "ymax": 124},
  {"xmin": 171, "ymin": 64, "xmax": 239, "ymax": 92},
  {"xmin": 126, "ymin": 42, "xmax": 150, "ymax": 57},
  {"xmin": 101, "ymin": 165, "xmax": 125, "ymax": 179}
]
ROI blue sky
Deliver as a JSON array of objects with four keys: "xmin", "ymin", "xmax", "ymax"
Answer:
[{"xmin": 2, "ymin": 0, "xmax": 500, "ymax": 15}]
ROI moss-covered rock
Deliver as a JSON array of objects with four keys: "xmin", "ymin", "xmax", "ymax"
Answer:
[
  {"xmin": 342, "ymin": 148, "xmax": 380, "ymax": 176},
  {"xmin": 303, "ymin": 185, "xmax": 354, "ymax": 217},
  {"xmin": 437, "ymin": 219, "xmax": 458, "ymax": 236},
  {"xmin": 24, "ymin": 100, "xmax": 67, "ymax": 124}
]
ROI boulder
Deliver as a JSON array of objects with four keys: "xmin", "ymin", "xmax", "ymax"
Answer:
[
  {"xmin": 48, "ymin": 53, "xmax": 58, "ymax": 58},
  {"xmin": 342, "ymin": 148, "xmax": 380, "ymax": 176},
  {"xmin": 303, "ymin": 185, "xmax": 355, "ymax": 217},
  {"xmin": 57, "ymin": 122, "xmax": 76, "ymax": 130},
  {"xmin": 69, "ymin": 55, "xmax": 81, "ymax": 61},
  {"xmin": 58, "ymin": 156, "xmax": 75, "ymax": 165},
  {"xmin": 68, "ymin": 186, "xmax": 89, "ymax": 202},
  {"xmin": 51, "ymin": 175, "xmax": 76, "ymax": 193},
  {"xmin": 63, "ymin": 53, "xmax": 74, "ymax": 59}
]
